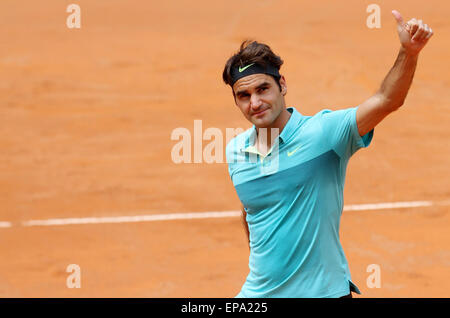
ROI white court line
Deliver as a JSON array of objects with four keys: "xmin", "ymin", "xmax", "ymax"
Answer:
[
  {"xmin": 20, "ymin": 211, "xmax": 242, "ymax": 227},
  {"xmin": 343, "ymin": 200, "xmax": 433, "ymax": 211},
  {"xmin": 1, "ymin": 200, "xmax": 447, "ymax": 228}
]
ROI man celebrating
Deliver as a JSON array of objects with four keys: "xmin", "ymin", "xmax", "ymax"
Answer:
[{"xmin": 223, "ymin": 11, "xmax": 433, "ymax": 298}]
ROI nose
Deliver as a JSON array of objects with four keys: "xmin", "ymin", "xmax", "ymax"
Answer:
[{"xmin": 250, "ymin": 93, "xmax": 262, "ymax": 110}]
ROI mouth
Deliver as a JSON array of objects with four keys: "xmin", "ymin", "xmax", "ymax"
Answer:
[{"xmin": 252, "ymin": 108, "xmax": 268, "ymax": 117}]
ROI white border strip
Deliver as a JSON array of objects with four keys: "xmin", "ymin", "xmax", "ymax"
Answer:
[{"xmin": 0, "ymin": 200, "xmax": 446, "ymax": 228}]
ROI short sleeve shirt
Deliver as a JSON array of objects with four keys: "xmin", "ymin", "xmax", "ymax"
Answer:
[{"xmin": 225, "ymin": 106, "xmax": 373, "ymax": 298}]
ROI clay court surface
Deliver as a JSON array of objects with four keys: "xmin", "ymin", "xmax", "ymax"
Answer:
[{"xmin": 1, "ymin": 0, "xmax": 449, "ymax": 297}]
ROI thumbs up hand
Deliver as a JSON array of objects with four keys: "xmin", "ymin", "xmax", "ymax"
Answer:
[{"xmin": 392, "ymin": 10, "xmax": 433, "ymax": 55}]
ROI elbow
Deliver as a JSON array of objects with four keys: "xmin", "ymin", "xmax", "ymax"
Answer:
[
  {"xmin": 390, "ymin": 101, "xmax": 404, "ymax": 112},
  {"xmin": 391, "ymin": 96, "xmax": 405, "ymax": 109},
  {"xmin": 378, "ymin": 93, "xmax": 404, "ymax": 112}
]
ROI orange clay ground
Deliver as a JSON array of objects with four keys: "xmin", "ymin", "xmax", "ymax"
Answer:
[{"xmin": 0, "ymin": 0, "xmax": 449, "ymax": 297}]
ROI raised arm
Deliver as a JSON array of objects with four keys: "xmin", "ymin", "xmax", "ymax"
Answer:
[{"xmin": 356, "ymin": 10, "xmax": 434, "ymax": 137}]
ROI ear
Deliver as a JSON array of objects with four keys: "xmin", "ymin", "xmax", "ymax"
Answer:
[{"xmin": 279, "ymin": 75, "xmax": 287, "ymax": 96}]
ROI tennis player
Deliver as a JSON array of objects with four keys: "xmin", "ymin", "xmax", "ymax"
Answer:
[{"xmin": 223, "ymin": 11, "xmax": 433, "ymax": 298}]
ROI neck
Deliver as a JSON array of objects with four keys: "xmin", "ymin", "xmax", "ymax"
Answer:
[{"xmin": 255, "ymin": 108, "xmax": 291, "ymax": 153}]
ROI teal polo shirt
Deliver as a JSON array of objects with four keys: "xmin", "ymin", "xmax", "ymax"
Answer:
[{"xmin": 226, "ymin": 106, "xmax": 373, "ymax": 298}]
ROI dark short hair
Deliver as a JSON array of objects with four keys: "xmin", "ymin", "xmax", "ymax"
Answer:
[{"xmin": 222, "ymin": 40, "xmax": 284, "ymax": 92}]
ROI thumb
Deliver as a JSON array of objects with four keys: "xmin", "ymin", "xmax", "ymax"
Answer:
[{"xmin": 391, "ymin": 10, "xmax": 404, "ymax": 25}]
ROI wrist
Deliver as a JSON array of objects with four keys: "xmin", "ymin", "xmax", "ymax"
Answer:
[{"xmin": 400, "ymin": 45, "xmax": 420, "ymax": 58}]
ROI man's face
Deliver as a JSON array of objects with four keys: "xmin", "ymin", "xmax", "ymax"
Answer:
[{"xmin": 232, "ymin": 73, "xmax": 287, "ymax": 128}]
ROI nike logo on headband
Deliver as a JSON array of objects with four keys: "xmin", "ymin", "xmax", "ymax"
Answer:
[{"xmin": 238, "ymin": 63, "xmax": 255, "ymax": 73}]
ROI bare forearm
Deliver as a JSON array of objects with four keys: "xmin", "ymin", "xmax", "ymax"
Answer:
[
  {"xmin": 355, "ymin": 11, "xmax": 433, "ymax": 136},
  {"xmin": 377, "ymin": 47, "xmax": 418, "ymax": 110}
]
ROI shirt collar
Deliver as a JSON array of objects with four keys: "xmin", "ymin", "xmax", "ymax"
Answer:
[{"xmin": 279, "ymin": 107, "xmax": 302, "ymax": 143}]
